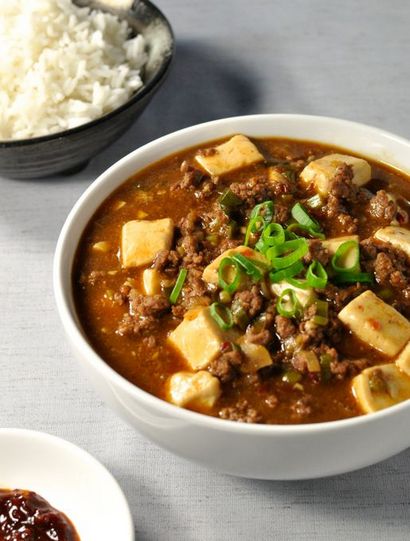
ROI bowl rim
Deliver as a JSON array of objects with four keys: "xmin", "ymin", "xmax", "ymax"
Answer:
[
  {"xmin": 0, "ymin": 427, "xmax": 135, "ymax": 541},
  {"xmin": 54, "ymin": 113, "xmax": 410, "ymax": 435},
  {"xmin": 0, "ymin": 0, "xmax": 174, "ymax": 149}
]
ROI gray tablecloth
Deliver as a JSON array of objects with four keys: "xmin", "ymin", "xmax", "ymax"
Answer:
[{"xmin": 1, "ymin": 1, "xmax": 410, "ymax": 539}]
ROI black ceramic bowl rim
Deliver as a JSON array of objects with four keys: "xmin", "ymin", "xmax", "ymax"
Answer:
[{"xmin": 0, "ymin": 0, "xmax": 174, "ymax": 150}]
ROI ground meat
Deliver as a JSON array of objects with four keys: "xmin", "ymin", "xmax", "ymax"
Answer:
[
  {"xmin": 368, "ymin": 190, "xmax": 396, "ymax": 223},
  {"xmin": 324, "ymin": 283, "xmax": 365, "ymax": 311},
  {"xmin": 229, "ymin": 176, "xmax": 274, "ymax": 210},
  {"xmin": 153, "ymin": 249, "xmax": 181, "ymax": 276},
  {"xmin": 208, "ymin": 347, "xmax": 243, "ymax": 383},
  {"xmin": 245, "ymin": 329, "xmax": 272, "ymax": 346},
  {"xmin": 298, "ymin": 304, "xmax": 324, "ymax": 346},
  {"xmin": 219, "ymin": 400, "xmax": 263, "ymax": 423},
  {"xmin": 374, "ymin": 252, "xmax": 407, "ymax": 288},
  {"xmin": 274, "ymin": 202, "xmax": 290, "ymax": 224},
  {"xmin": 336, "ymin": 212, "xmax": 358, "ymax": 234},
  {"xmin": 80, "ymin": 270, "xmax": 106, "ymax": 286},
  {"xmin": 264, "ymin": 394, "xmax": 279, "ymax": 408},
  {"xmin": 173, "ymin": 161, "xmax": 206, "ymax": 190},
  {"xmin": 232, "ymin": 286, "xmax": 264, "ymax": 319},
  {"xmin": 303, "ymin": 239, "xmax": 330, "ymax": 266},
  {"xmin": 330, "ymin": 358, "xmax": 371, "ymax": 379},
  {"xmin": 329, "ymin": 164, "xmax": 355, "ymax": 199},
  {"xmin": 291, "ymin": 395, "xmax": 312, "ymax": 418},
  {"xmin": 117, "ymin": 290, "xmax": 170, "ymax": 335},
  {"xmin": 275, "ymin": 315, "xmax": 296, "ymax": 339}
]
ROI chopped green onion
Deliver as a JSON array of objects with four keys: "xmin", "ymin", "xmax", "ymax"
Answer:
[
  {"xmin": 306, "ymin": 194, "xmax": 323, "ymax": 209},
  {"xmin": 219, "ymin": 189, "xmax": 243, "ymax": 214},
  {"xmin": 276, "ymin": 288, "xmax": 301, "ymax": 318},
  {"xmin": 306, "ymin": 260, "xmax": 328, "ymax": 289},
  {"xmin": 332, "ymin": 271, "xmax": 374, "ymax": 284},
  {"xmin": 287, "ymin": 277, "xmax": 310, "ymax": 289},
  {"xmin": 244, "ymin": 201, "xmax": 274, "ymax": 246},
  {"xmin": 320, "ymin": 354, "xmax": 333, "ymax": 382},
  {"xmin": 266, "ymin": 238, "xmax": 309, "ymax": 269},
  {"xmin": 231, "ymin": 300, "xmax": 250, "ymax": 329},
  {"xmin": 231, "ymin": 253, "xmax": 263, "ymax": 282},
  {"xmin": 269, "ymin": 260, "xmax": 304, "ymax": 283},
  {"xmin": 219, "ymin": 290, "xmax": 232, "ymax": 304},
  {"xmin": 210, "ymin": 302, "xmax": 234, "ymax": 331},
  {"xmin": 218, "ymin": 257, "xmax": 242, "ymax": 293},
  {"xmin": 282, "ymin": 370, "xmax": 302, "ymax": 384},
  {"xmin": 291, "ymin": 202, "xmax": 322, "ymax": 232},
  {"xmin": 331, "ymin": 240, "xmax": 360, "ymax": 273},
  {"xmin": 169, "ymin": 268, "xmax": 188, "ymax": 304},
  {"xmin": 312, "ymin": 299, "xmax": 329, "ymax": 326},
  {"xmin": 255, "ymin": 223, "xmax": 285, "ymax": 253},
  {"xmin": 287, "ymin": 223, "xmax": 325, "ymax": 240}
]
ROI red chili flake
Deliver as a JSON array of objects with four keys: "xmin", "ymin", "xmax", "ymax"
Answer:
[
  {"xmin": 220, "ymin": 341, "xmax": 231, "ymax": 353},
  {"xmin": 368, "ymin": 318, "xmax": 381, "ymax": 330}
]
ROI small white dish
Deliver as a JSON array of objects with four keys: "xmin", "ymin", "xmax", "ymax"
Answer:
[{"xmin": 0, "ymin": 429, "xmax": 134, "ymax": 541}]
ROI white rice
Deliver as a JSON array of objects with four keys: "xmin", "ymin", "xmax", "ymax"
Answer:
[{"xmin": 0, "ymin": 0, "xmax": 147, "ymax": 140}]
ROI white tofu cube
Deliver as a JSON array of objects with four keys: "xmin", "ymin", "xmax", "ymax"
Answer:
[
  {"xmin": 238, "ymin": 339, "xmax": 272, "ymax": 373},
  {"xmin": 374, "ymin": 226, "xmax": 410, "ymax": 258},
  {"xmin": 338, "ymin": 290, "xmax": 410, "ymax": 357},
  {"xmin": 121, "ymin": 218, "xmax": 174, "ymax": 268},
  {"xmin": 203, "ymin": 245, "xmax": 268, "ymax": 285},
  {"xmin": 396, "ymin": 341, "xmax": 410, "ymax": 377},
  {"xmin": 167, "ymin": 371, "xmax": 221, "ymax": 409},
  {"xmin": 352, "ymin": 363, "xmax": 410, "ymax": 413},
  {"xmin": 168, "ymin": 307, "xmax": 238, "ymax": 370},
  {"xmin": 270, "ymin": 280, "xmax": 316, "ymax": 308},
  {"xmin": 195, "ymin": 135, "xmax": 264, "ymax": 176},
  {"xmin": 300, "ymin": 153, "xmax": 371, "ymax": 195},
  {"xmin": 142, "ymin": 268, "xmax": 162, "ymax": 296},
  {"xmin": 322, "ymin": 235, "xmax": 359, "ymax": 269}
]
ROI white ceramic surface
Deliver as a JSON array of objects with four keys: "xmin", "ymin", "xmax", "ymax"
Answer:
[
  {"xmin": 0, "ymin": 429, "xmax": 134, "ymax": 540},
  {"xmin": 54, "ymin": 114, "xmax": 410, "ymax": 480}
]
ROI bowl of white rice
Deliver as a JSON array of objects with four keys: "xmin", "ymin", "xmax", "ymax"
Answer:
[{"xmin": 0, "ymin": 0, "xmax": 174, "ymax": 179}]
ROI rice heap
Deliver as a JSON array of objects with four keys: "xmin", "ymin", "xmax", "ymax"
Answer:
[{"xmin": 0, "ymin": 0, "xmax": 147, "ymax": 140}]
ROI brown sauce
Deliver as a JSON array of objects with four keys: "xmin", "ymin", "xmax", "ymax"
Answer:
[
  {"xmin": 0, "ymin": 489, "xmax": 80, "ymax": 541},
  {"xmin": 72, "ymin": 136, "xmax": 410, "ymax": 424}
]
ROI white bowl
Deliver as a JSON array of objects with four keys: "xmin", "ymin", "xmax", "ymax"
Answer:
[
  {"xmin": 54, "ymin": 114, "xmax": 410, "ymax": 480},
  {"xmin": 0, "ymin": 429, "xmax": 134, "ymax": 540}
]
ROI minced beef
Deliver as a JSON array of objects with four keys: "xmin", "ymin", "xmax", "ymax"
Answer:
[
  {"xmin": 329, "ymin": 164, "xmax": 355, "ymax": 200},
  {"xmin": 208, "ymin": 347, "xmax": 243, "ymax": 383},
  {"xmin": 117, "ymin": 290, "xmax": 170, "ymax": 335},
  {"xmin": 368, "ymin": 190, "xmax": 396, "ymax": 223},
  {"xmin": 274, "ymin": 203, "xmax": 291, "ymax": 224},
  {"xmin": 303, "ymin": 239, "xmax": 330, "ymax": 266},
  {"xmin": 229, "ymin": 176, "xmax": 274, "ymax": 210},
  {"xmin": 330, "ymin": 358, "xmax": 371, "ymax": 379},
  {"xmin": 219, "ymin": 400, "xmax": 263, "ymax": 423},
  {"xmin": 173, "ymin": 161, "xmax": 206, "ymax": 190},
  {"xmin": 153, "ymin": 249, "xmax": 181, "ymax": 276},
  {"xmin": 275, "ymin": 315, "xmax": 296, "ymax": 339},
  {"xmin": 232, "ymin": 286, "xmax": 264, "ymax": 320},
  {"xmin": 291, "ymin": 395, "xmax": 313, "ymax": 418},
  {"xmin": 374, "ymin": 252, "xmax": 407, "ymax": 288}
]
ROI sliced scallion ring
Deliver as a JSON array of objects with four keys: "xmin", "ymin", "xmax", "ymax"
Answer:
[
  {"xmin": 231, "ymin": 253, "xmax": 263, "ymax": 282},
  {"xmin": 244, "ymin": 201, "xmax": 274, "ymax": 246},
  {"xmin": 306, "ymin": 260, "xmax": 328, "ymax": 289},
  {"xmin": 269, "ymin": 260, "xmax": 304, "ymax": 283},
  {"xmin": 276, "ymin": 288, "xmax": 301, "ymax": 318},
  {"xmin": 169, "ymin": 268, "xmax": 188, "ymax": 304},
  {"xmin": 219, "ymin": 188, "xmax": 243, "ymax": 214},
  {"xmin": 332, "ymin": 271, "xmax": 374, "ymax": 284},
  {"xmin": 266, "ymin": 238, "xmax": 309, "ymax": 269},
  {"xmin": 255, "ymin": 223, "xmax": 285, "ymax": 253},
  {"xmin": 287, "ymin": 223, "xmax": 325, "ymax": 240},
  {"xmin": 218, "ymin": 257, "xmax": 242, "ymax": 293},
  {"xmin": 210, "ymin": 302, "xmax": 234, "ymax": 330},
  {"xmin": 331, "ymin": 240, "xmax": 360, "ymax": 273},
  {"xmin": 312, "ymin": 299, "xmax": 329, "ymax": 326},
  {"xmin": 291, "ymin": 202, "xmax": 322, "ymax": 232}
]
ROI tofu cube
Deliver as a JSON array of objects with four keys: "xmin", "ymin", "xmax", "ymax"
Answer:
[
  {"xmin": 300, "ymin": 153, "xmax": 371, "ymax": 195},
  {"xmin": 270, "ymin": 280, "xmax": 316, "ymax": 308},
  {"xmin": 203, "ymin": 245, "xmax": 268, "ymax": 285},
  {"xmin": 374, "ymin": 226, "xmax": 410, "ymax": 259},
  {"xmin": 338, "ymin": 290, "xmax": 410, "ymax": 357},
  {"xmin": 396, "ymin": 341, "xmax": 410, "ymax": 377},
  {"xmin": 167, "ymin": 371, "xmax": 221, "ymax": 409},
  {"xmin": 237, "ymin": 338, "xmax": 272, "ymax": 373},
  {"xmin": 322, "ymin": 235, "xmax": 359, "ymax": 269},
  {"xmin": 121, "ymin": 218, "xmax": 174, "ymax": 268},
  {"xmin": 142, "ymin": 268, "xmax": 162, "ymax": 296},
  {"xmin": 352, "ymin": 363, "xmax": 410, "ymax": 413},
  {"xmin": 168, "ymin": 307, "xmax": 238, "ymax": 370},
  {"xmin": 195, "ymin": 135, "xmax": 264, "ymax": 176}
]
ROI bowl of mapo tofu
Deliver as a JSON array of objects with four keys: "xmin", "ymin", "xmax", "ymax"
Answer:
[{"xmin": 54, "ymin": 114, "xmax": 410, "ymax": 479}]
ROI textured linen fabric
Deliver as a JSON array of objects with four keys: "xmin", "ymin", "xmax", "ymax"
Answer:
[{"xmin": 1, "ymin": 1, "xmax": 410, "ymax": 539}]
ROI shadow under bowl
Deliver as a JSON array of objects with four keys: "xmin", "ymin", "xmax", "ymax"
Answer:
[{"xmin": 0, "ymin": 0, "xmax": 174, "ymax": 180}]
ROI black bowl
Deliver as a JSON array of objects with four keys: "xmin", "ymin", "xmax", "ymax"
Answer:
[{"xmin": 0, "ymin": 0, "xmax": 174, "ymax": 179}]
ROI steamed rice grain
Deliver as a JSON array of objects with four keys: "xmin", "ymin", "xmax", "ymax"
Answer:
[{"xmin": 0, "ymin": 0, "xmax": 147, "ymax": 140}]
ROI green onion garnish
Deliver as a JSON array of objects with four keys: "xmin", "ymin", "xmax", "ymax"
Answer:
[
  {"xmin": 276, "ymin": 288, "xmax": 301, "ymax": 318},
  {"xmin": 219, "ymin": 189, "xmax": 243, "ymax": 214},
  {"xmin": 218, "ymin": 257, "xmax": 242, "ymax": 293},
  {"xmin": 332, "ymin": 272, "xmax": 374, "ymax": 285},
  {"xmin": 244, "ymin": 200, "xmax": 274, "ymax": 246},
  {"xmin": 320, "ymin": 353, "xmax": 333, "ymax": 382},
  {"xmin": 255, "ymin": 223, "xmax": 286, "ymax": 253},
  {"xmin": 169, "ymin": 268, "xmax": 188, "ymax": 304},
  {"xmin": 231, "ymin": 253, "xmax": 263, "ymax": 282},
  {"xmin": 287, "ymin": 223, "xmax": 325, "ymax": 240},
  {"xmin": 210, "ymin": 302, "xmax": 234, "ymax": 330},
  {"xmin": 312, "ymin": 299, "xmax": 329, "ymax": 326},
  {"xmin": 291, "ymin": 202, "xmax": 322, "ymax": 232},
  {"xmin": 331, "ymin": 240, "xmax": 360, "ymax": 273},
  {"xmin": 287, "ymin": 277, "xmax": 310, "ymax": 289},
  {"xmin": 266, "ymin": 238, "xmax": 309, "ymax": 269},
  {"xmin": 231, "ymin": 300, "xmax": 250, "ymax": 329},
  {"xmin": 269, "ymin": 260, "xmax": 304, "ymax": 283},
  {"xmin": 306, "ymin": 260, "xmax": 328, "ymax": 289}
]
